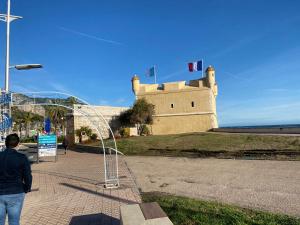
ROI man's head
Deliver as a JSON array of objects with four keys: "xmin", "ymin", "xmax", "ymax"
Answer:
[{"xmin": 5, "ymin": 133, "xmax": 20, "ymax": 149}]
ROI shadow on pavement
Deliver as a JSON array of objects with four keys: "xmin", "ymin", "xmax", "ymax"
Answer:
[
  {"xmin": 69, "ymin": 213, "xmax": 119, "ymax": 225},
  {"xmin": 60, "ymin": 182, "xmax": 137, "ymax": 205},
  {"xmin": 33, "ymin": 170, "xmax": 100, "ymax": 185},
  {"xmin": 70, "ymin": 145, "xmax": 103, "ymax": 154}
]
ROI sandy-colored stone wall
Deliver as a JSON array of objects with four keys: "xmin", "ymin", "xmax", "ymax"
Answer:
[
  {"xmin": 67, "ymin": 105, "xmax": 129, "ymax": 143},
  {"xmin": 138, "ymin": 88, "xmax": 213, "ymax": 115},
  {"xmin": 151, "ymin": 113, "xmax": 216, "ymax": 135},
  {"xmin": 136, "ymin": 82, "xmax": 218, "ymax": 135}
]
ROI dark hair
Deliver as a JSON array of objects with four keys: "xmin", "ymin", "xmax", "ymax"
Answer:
[{"xmin": 5, "ymin": 133, "xmax": 20, "ymax": 148}]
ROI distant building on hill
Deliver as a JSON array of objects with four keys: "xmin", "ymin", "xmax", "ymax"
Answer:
[{"xmin": 131, "ymin": 65, "xmax": 218, "ymax": 135}]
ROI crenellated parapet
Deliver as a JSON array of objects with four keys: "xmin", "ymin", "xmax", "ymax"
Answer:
[{"xmin": 132, "ymin": 66, "xmax": 218, "ymax": 96}]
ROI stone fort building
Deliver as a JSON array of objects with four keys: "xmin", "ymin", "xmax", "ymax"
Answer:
[{"xmin": 131, "ymin": 65, "xmax": 218, "ymax": 135}]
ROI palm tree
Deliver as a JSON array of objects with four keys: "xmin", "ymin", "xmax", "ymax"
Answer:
[
  {"xmin": 66, "ymin": 96, "xmax": 78, "ymax": 107},
  {"xmin": 13, "ymin": 116, "xmax": 24, "ymax": 138},
  {"xmin": 23, "ymin": 112, "xmax": 34, "ymax": 137},
  {"xmin": 31, "ymin": 113, "xmax": 44, "ymax": 132},
  {"xmin": 46, "ymin": 106, "xmax": 67, "ymax": 133},
  {"xmin": 12, "ymin": 107, "xmax": 30, "ymax": 137},
  {"xmin": 12, "ymin": 107, "xmax": 46, "ymax": 138}
]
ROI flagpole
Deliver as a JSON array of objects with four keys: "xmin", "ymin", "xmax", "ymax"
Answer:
[
  {"xmin": 202, "ymin": 59, "xmax": 204, "ymax": 78},
  {"xmin": 154, "ymin": 65, "xmax": 157, "ymax": 84}
]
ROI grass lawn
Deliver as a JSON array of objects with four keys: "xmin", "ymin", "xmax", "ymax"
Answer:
[
  {"xmin": 142, "ymin": 192, "xmax": 300, "ymax": 225},
  {"xmin": 102, "ymin": 132, "xmax": 300, "ymax": 159}
]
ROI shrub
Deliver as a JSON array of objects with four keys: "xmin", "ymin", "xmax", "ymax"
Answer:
[
  {"xmin": 20, "ymin": 136, "xmax": 35, "ymax": 143},
  {"xmin": 140, "ymin": 125, "xmax": 150, "ymax": 136},
  {"xmin": 91, "ymin": 133, "xmax": 98, "ymax": 141},
  {"xmin": 57, "ymin": 135, "xmax": 65, "ymax": 142},
  {"xmin": 114, "ymin": 130, "xmax": 121, "ymax": 139},
  {"xmin": 75, "ymin": 126, "xmax": 92, "ymax": 143},
  {"xmin": 120, "ymin": 127, "xmax": 130, "ymax": 138}
]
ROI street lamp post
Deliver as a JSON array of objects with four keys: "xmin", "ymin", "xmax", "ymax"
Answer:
[
  {"xmin": 5, "ymin": 0, "xmax": 12, "ymax": 93},
  {"xmin": 0, "ymin": 0, "xmax": 22, "ymax": 93},
  {"xmin": 0, "ymin": 0, "xmax": 43, "ymax": 139},
  {"xmin": 0, "ymin": 0, "xmax": 43, "ymax": 92}
]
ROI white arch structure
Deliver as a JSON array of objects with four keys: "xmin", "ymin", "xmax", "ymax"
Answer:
[{"xmin": 11, "ymin": 91, "xmax": 119, "ymax": 188}]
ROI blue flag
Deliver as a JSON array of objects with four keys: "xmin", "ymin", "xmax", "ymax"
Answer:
[{"xmin": 147, "ymin": 66, "xmax": 156, "ymax": 77}]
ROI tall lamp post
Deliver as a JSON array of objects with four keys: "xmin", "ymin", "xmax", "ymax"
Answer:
[
  {"xmin": 0, "ymin": 0, "xmax": 22, "ymax": 93},
  {"xmin": 0, "ymin": 0, "xmax": 42, "ymax": 93},
  {"xmin": 0, "ymin": 0, "xmax": 43, "ymax": 140}
]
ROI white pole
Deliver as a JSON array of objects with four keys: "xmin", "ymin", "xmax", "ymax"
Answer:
[
  {"xmin": 5, "ymin": 0, "xmax": 11, "ymax": 93},
  {"xmin": 202, "ymin": 59, "xmax": 204, "ymax": 78},
  {"xmin": 154, "ymin": 65, "xmax": 157, "ymax": 84}
]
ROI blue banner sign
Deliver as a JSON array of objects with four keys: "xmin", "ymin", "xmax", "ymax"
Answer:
[
  {"xmin": 0, "ymin": 93, "xmax": 11, "ymax": 105},
  {"xmin": 38, "ymin": 135, "xmax": 57, "ymax": 157},
  {"xmin": 44, "ymin": 117, "xmax": 51, "ymax": 133},
  {"xmin": 0, "ymin": 113, "xmax": 12, "ymax": 131}
]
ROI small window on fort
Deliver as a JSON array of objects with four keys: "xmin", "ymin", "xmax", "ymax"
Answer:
[
  {"xmin": 191, "ymin": 101, "xmax": 195, "ymax": 107},
  {"xmin": 171, "ymin": 104, "xmax": 174, "ymax": 108}
]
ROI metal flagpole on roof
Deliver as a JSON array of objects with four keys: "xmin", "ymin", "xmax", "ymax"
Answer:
[
  {"xmin": 154, "ymin": 65, "xmax": 157, "ymax": 84},
  {"xmin": 202, "ymin": 59, "xmax": 204, "ymax": 78}
]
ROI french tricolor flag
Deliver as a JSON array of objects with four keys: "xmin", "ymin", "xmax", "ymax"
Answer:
[{"xmin": 188, "ymin": 60, "xmax": 203, "ymax": 72}]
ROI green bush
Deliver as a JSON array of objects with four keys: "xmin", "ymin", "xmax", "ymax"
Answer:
[
  {"xmin": 91, "ymin": 133, "xmax": 98, "ymax": 141},
  {"xmin": 120, "ymin": 127, "xmax": 130, "ymax": 138},
  {"xmin": 57, "ymin": 135, "xmax": 65, "ymax": 142},
  {"xmin": 20, "ymin": 136, "xmax": 35, "ymax": 143},
  {"xmin": 140, "ymin": 124, "xmax": 150, "ymax": 136},
  {"xmin": 75, "ymin": 126, "xmax": 92, "ymax": 143}
]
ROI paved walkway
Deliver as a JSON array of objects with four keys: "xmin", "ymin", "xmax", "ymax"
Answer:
[
  {"xmin": 126, "ymin": 156, "xmax": 300, "ymax": 217},
  {"xmin": 19, "ymin": 150, "xmax": 141, "ymax": 225}
]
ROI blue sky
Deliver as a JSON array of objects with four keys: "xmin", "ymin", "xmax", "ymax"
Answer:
[{"xmin": 0, "ymin": 0, "xmax": 299, "ymax": 126}]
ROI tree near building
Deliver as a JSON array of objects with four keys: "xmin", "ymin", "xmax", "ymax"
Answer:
[
  {"xmin": 119, "ymin": 98, "xmax": 154, "ymax": 135},
  {"xmin": 11, "ymin": 107, "xmax": 44, "ymax": 138},
  {"xmin": 119, "ymin": 109, "xmax": 133, "ymax": 127},
  {"xmin": 66, "ymin": 96, "xmax": 80, "ymax": 107},
  {"xmin": 45, "ymin": 106, "xmax": 67, "ymax": 133},
  {"xmin": 23, "ymin": 112, "xmax": 34, "ymax": 137},
  {"xmin": 75, "ymin": 126, "xmax": 92, "ymax": 143}
]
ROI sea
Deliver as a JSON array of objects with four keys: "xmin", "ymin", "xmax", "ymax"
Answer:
[{"xmin": 220, "ymin": 124, "xmax": 300, "ymax": 129}]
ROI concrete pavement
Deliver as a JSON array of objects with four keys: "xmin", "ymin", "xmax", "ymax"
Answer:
[{"xmin": 18, "ymin": 150, "xmax": 141, "ymax": 225}]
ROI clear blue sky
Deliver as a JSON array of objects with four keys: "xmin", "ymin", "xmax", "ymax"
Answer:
[{"xmin": 0, "ymin": 0, "xmax": 299, "ymax": 126}]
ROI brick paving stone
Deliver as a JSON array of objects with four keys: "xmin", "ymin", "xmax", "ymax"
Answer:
[{"xmin": 15, "ymin": 150, "xmax": 141, "ymax": 225}]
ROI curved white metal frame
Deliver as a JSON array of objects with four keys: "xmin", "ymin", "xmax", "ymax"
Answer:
[{"xmin": 11, "ymin": 91, "xmax": 119, "ymax": 187}]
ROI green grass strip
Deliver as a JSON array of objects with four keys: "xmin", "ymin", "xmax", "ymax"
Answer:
[{"xmin": 142, "ymin": 192, "xmax": 300, "ymax": 225}]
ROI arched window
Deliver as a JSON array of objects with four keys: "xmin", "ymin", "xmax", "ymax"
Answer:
[
  {"xmin": 171, "ymin": 104, "xmax": 174, "ymax": 108},
  {"xmin": 191, "ymin": 101, "xmax": 195, "ymax": 107}
]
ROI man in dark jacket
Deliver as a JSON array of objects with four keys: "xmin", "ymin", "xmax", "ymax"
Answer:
[{"xmin": 0, "ymin": 133, "xmax": 32, "ymax": 225}]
